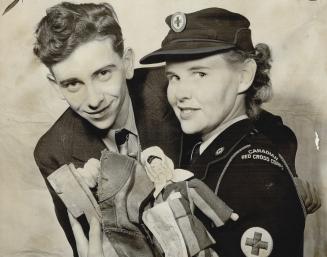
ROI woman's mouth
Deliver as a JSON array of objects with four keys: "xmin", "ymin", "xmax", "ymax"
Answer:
[{"xmin": 178, "ymin": 106, "xmax": 200, "ymax": 119}]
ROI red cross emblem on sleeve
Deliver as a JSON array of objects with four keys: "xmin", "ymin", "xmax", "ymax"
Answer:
[{"xmin": 240, "ymin": 227, "xmax": 273, "ymax": 257}]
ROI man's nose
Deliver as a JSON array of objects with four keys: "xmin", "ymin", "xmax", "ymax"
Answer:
[{"xmin": 87, "ymin": 85, "xmax": 104, "ymax": 109}]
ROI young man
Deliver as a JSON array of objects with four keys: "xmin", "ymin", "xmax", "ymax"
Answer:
[
  {"xmin": 140, "ymin": 7, "xmax": 318, "ymax": 257},
  {"xmin": 33, "ymin": 2, "xmax": 181, "ymax": 257}
]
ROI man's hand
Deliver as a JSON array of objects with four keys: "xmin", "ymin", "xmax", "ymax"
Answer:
[
  {"xmin": 295, "ymin": 178, "xmax": 321, "ymax": 214},
  {"xmin": 68, "ymin": 213, "xmax": 104, "ymax": 257},
  {"xmin": 68, "ymin": 213, "xmax": 119, "ymax": 257}
]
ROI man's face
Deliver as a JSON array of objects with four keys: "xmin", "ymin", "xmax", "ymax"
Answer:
[
  {"xmin": 51, "ymin": 38, "xmax": 133, "ymax": 130},
  {"xmin": 166, "ymin": 53, "xmax": 244, "ymax": 141}
]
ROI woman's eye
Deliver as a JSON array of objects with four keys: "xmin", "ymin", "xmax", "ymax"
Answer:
[
  {"xmin": 97, "ymin": 70, "xmax": 112, "ymax": 81},
  {"xmin": 167, "ymin": 75, "xmax": 180, "ymax": 82},
  {"xmin": 194, "ymin": 72, "xmax": 206, "ymax": 78}
]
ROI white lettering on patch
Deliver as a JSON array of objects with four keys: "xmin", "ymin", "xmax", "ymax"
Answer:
[{"xmin": 240, "ymin": 148, "xmax": 284, "ymax": 170}]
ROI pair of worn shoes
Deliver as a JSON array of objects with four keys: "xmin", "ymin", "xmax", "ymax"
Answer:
[{"xmin": 48, "ymin": 147, "xmax": 238, "ymax": 257}]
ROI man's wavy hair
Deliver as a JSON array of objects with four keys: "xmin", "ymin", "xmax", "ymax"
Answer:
[
  {"xmin": 33, "ymin": 2, "xmax": 124, "ymax": 67},
  {"xmin": 223, "ymin": 43, "xmax": 273, "ymax": 119}
]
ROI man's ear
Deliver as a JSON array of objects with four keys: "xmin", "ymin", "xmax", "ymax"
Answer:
[
  {"xmin": 123, "ymin": 47, "xmax": 135, "ymax": 79},
  {"xmin": 238, "ymin": 58, "xmax": 257, "ymax": 94},
  {"xmin": 46, "ymin": 73, "xmax": 65, "ymax": 100}
]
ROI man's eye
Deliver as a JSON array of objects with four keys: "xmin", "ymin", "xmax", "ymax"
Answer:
[
  {"xmin": 97, "ymin": 70, "xmax": 112, "ymax": 81},
  {"xmin": 61, "ymin": 81, "xmax": 81, "ymax": 89},
  {"xmin": 68, "ymin": 82, "xmax": 78, "ymax": 87},
  {"xmin": 194, "ymin": 72, "xmax": 206, "ymax": 78},
  {"xmin": 61, "ymin": 81, "xmax": 82, "ymax": 92}
]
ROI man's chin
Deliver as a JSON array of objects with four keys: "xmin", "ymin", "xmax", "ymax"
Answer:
[{"xmin": 84, "ymin": 116, "xmax": 114, "ymax": 130}]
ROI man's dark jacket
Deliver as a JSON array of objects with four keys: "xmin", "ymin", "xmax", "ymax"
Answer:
[{"xmin": 34, "ymin": 67, "xmax": 182, "ymax": 257}]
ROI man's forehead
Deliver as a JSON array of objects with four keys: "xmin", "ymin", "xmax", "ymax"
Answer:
[{"xmin": 51, "ymin": 38, "xmax": 120, "ymax": 79}]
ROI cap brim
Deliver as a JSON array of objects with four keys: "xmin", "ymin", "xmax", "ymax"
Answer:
[{"xmin": 140, "ymin": 41, "xmax": 235, "ymax": 64}]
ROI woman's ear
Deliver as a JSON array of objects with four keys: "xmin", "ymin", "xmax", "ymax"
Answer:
[
  {"xmin": 238, "ymin": 58, "xmax": 257, "ymax": 94},
  {"xmin": 123, "ymin": 47, "xmax": 135, "ymax": 79},
  {"xmin": 46, "ymin": 73, "xmax": 65, "ymax": 100}
]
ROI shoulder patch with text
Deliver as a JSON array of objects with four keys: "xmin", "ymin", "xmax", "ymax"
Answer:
[{"xmin": 240, "ymin": 148, "xmax": 284, "ymax": 170}]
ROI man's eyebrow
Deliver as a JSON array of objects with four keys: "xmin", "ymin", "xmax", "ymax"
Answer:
[{"xmin": 92, "ymin": 64, "xmax": 117, "ymax": 77}]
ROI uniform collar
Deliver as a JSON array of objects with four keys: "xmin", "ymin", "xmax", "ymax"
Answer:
[
  {"xmin": 200, "ymin": 115, "xmax": 248, "ymax": 154},
  {"xmin": 200, "ymin": 118, "xmax": 254, "ymax": 161},
  {"xmin": 187, "ymin": 118, "xmax": 255, "ymax": 179}
]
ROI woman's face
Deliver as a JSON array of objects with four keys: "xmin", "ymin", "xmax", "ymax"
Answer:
[{"xmin": 166, "ymin": 53, "xmax": 247, "ymax": 141}]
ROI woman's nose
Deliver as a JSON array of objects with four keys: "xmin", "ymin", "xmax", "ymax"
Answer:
[{"xmin": 175, "ymin": 82, "xmax": 192, "ymax": 101}]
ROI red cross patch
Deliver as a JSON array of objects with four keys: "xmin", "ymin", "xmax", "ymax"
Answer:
[{"xmin": 240, "ymin": 227, "xmax": 273, "ymax": 257}]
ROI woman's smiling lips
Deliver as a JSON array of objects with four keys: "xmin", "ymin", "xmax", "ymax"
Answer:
[{"xmin": 178, "ymin": 105, "xmax": 200, "ymax": 119}]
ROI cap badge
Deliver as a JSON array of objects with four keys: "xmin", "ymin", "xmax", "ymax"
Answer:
[
  {"xmin": 171, "ymin": 12, "xmax": 186, "ymax": 32},
  {"xmin": 240, "ymin": 227, "xmax": 273, "ymax": 257}
]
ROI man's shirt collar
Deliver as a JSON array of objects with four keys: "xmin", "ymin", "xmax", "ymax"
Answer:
[{"xmin": 102, "ymin": 97, "xmax": 139, "ymax": 155}]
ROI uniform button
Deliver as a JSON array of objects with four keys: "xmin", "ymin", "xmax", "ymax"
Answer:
[{"xmin": 215, "ymin": 147, "xmax": 225, "ymax": 156}]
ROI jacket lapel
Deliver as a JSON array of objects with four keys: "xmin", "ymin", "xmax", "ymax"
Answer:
[{"xmin": 71, "ymin": 117, "xmax": 106, "ymax": 165}]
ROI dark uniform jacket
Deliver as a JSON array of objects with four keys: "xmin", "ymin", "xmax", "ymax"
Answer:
[
  {"xmin": 181, "ymin": 118, "xmax": 306, "ymax": 257},
  {"xmin": 34, "ymin": 67, "xmax": 182, "ymax": 257}
]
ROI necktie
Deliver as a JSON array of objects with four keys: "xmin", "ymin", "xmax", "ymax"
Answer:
[
  {"xmin": 115, "ymin": 129, "xmax": 129, "ymax": 155},
  {"xmin": 190, "ymin": 141, "xmax": 202, "ymax": 164}
]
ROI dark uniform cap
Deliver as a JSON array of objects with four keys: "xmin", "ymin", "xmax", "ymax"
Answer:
[{"xmin": 140, "ymin": 7, "xmax": 254, "ymax": 64}]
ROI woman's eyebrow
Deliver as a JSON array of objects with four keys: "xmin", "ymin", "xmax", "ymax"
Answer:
[
  {"xmin": 188, "ymin": 66, "xmax": 210, "ymax": 71},
  {"xmin": 165, "ymin": 70, "xmax": 177, "ymax": 76}
]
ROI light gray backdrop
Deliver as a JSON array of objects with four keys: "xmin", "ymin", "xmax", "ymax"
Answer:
[{"xmin": 0, "ymin": 0, "xmax": 326, "ymax": 256}]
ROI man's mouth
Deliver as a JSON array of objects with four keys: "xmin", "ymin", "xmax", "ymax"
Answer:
[{"xmin": 86, "ymin": 103, "xmax": 111, "ymax": 117}]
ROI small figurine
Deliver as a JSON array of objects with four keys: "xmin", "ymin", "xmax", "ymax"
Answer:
[{"xmin": 141, "ymin": 146, "xmax": 239, "ymax": 257}]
